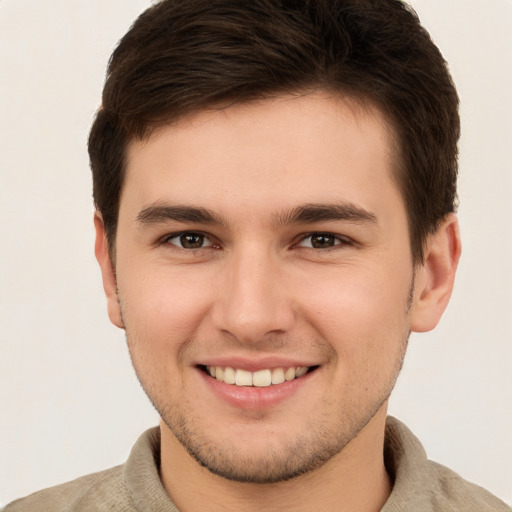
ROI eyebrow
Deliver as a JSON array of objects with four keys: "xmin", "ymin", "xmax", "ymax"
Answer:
[
  {"xmin": 136, "ymin": 204, "xmax": 226, "ymax": 226},
  {"xmin": 273, "ymin": 202, "xmax": 378, "ymax": 227},
  {"xmin": 135, "ymin": 202, "xmax": 377, "ymax": 228}
]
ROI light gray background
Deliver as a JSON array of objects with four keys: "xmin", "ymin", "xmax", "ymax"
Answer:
[{"xmin": 1, "ymin": 0, "xmax": 511, "ymax": 506}]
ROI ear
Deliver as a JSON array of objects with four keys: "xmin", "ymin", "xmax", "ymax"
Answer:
[
  {"xmin": 410, "ymin": 213, "xmax": 461, "ymax": 332},
  {"xmin": 94, "ymin": 212, "xmax": 125, "ymax": 329}
]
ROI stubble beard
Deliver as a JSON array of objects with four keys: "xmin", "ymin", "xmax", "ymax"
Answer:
[
  {"xmin": 160, "ymin": 369, "xmax": 405, "ymax": 484},
  {"xmin": 126, "ymin": 332, "xmax": 409, "ymax": 485},
  {"xmin": 121, "ymin": 282, "xmax": 413, "ymax": 484}
]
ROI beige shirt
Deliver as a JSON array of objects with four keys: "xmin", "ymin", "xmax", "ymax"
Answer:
[{"xmin": 5, "ymin": 417, "xmax": 510, "ymax": 511}]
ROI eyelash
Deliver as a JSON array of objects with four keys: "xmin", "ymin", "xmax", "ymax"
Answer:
[
  {"xmin": 296, "ymin": 232, "xmax": 353, "ymax": 250},
  {"xmin": 161, "ymin": 231, "xmax": 353, "ymax": 251},
  {"xmin": 162, "ymin": 232, "xmax": 218, "ymax": 250}
]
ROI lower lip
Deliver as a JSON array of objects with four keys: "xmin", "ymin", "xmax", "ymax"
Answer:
[{"xmin": 197, "ymin": 368, "xmax": 315, "ymax": 410}]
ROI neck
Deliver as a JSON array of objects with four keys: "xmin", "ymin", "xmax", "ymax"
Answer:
[{"xmin": 159, "ymin": 409, "xmax": 392, "ymax": 512}]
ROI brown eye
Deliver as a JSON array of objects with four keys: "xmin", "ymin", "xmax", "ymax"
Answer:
[
  {"xmin": 180, "ymin": 233, "xmax": 204, "ymax": 248},
  {"xmin": 166, "ymin": 232, "xmax": 211, "ymax": 249},
  {"xmin": 310, "ymin": 234, "xmax": 337, "ymax": 248},
  {"xmin": 298, "ymin": 233, "xmax": 347, "ymax": 249}
]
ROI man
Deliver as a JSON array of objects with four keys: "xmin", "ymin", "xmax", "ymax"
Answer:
[{"xmin": 4, "ymin": 0, "xmax": 510, "ymax": 510}]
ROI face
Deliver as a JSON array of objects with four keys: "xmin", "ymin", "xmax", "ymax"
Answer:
[{"xmin": 103, "ymin": 93, "xmax": 420, "ymax": 483}]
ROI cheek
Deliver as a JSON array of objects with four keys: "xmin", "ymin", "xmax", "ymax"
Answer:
[
  {"xmin": 297, "ymin": 263, "xmax": 412, "ymax": 354},
  {"xmin": 299, "ymin": 268, "xmax": 411, "ymax": 401},
  {"xmin": 117, "ymin": 263, "xmax": 215, "ymax": 352}
]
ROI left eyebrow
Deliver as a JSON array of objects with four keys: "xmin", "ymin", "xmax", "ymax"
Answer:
[{"xmin": 273, "ymin": 203, "xmax": 378, "ymax": 227}]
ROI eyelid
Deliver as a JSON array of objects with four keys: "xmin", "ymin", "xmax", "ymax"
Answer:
[
  {"xmin": 158, "ymin": 230, "xmax": 353, "ymax": 250},
  {"xmin": 161, "ymin": 231, "xmax": 217, "ymax": 249},
  {"xmin": 295, "ymin": 232, "xmax": 353, "ymax": 249}
]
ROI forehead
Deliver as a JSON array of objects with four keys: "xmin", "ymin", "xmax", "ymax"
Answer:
[{"xmin": 121, "ymin": 92, "xmax": 403, "ymax": 222}]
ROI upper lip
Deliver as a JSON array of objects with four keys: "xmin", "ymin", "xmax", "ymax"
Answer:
[{"xmin": 197, "ymin": 356, "xmax": 320, "ymax": 372}]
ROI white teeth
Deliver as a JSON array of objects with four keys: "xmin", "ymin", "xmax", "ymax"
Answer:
[
  {"xmin": 223, "ymin": 366, "xmax": 236, "ymax": 384},
  {"xmin": 284, "ymin": 367, "xmax": 296, "ymax": 381},
  {"xmin": 235, "ymin": 369, "xmax": 252, "ymax": 386},
  {"xmin": 295, "ymin": 366, "xmax": 308, "ymax": 377},
  {"xmin": 205, "ymin": 365, "xmax": 310, "ymax": 387},
  {"xmin": 271, "ymin": 367, "xmax": 285, "ymax": 385},
  {"xmin": 252, "ymin": 369, "xmax": 272, "ymax": 387}
]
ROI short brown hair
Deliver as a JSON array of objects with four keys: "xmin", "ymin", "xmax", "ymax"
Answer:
[{"xmin": 88, "ymin": 0, "xmax": 459, "ymax": 262}]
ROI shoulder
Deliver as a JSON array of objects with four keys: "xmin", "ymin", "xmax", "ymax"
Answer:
[
  {"xmin": 3, "ymin": 464, "xmax": 136, "ymax": 512},
  {"xmin": 423, "ymin": 459, "xmax": 511, "ymax": 511},
  {"xmin": 3, "ymin": 427, "xmax": 168, "ymax": 512},
  {"xmin": 383, "ymin": 417, "xmax": 510, "ymax": 511}
]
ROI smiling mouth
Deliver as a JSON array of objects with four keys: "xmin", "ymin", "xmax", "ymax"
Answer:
[{"xmin": 200, "ymin": 365, "xmax": 319, "ymax": 388}]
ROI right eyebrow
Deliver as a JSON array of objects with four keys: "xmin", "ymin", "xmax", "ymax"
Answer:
[{"xmin": 136, "ymin": 204, "xmax": 226, "ymax": 226}]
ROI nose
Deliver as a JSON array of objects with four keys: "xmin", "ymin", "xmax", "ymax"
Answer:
[{"xmin": 211, "ymin": 245, "xmax": 295, "ymax": 344}]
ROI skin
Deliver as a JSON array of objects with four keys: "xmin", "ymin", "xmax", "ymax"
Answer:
[{"xmin": 95, "ymin": 92, "xmax": 460, "ymax": 512}]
